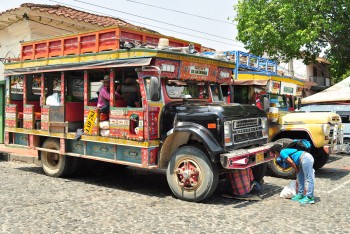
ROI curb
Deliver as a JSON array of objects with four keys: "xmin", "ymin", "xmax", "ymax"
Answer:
[{"xmin": 0, "ymin": 153, "xmax": 41, "ymax": 166}]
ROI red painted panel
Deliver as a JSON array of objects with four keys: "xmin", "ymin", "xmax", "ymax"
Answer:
[
  {"xmin": 34, "ymin": 42, "xmax": 48, "ymax": 59},
  {"xmin": 22, "ymin": 45, "xmax": 33, "ymax": 60},
  {"xmin": 48, "ymin": 40, "xmax": 62, "ymax": 56},
  {"xmin": 155, "ymin": 59, "xmax": 179, "ymax": 79},
  {"xmin": 145, "ymin": 36, "xmax": 158, "ymax": 46},
  {"xmin": 63, "ymin": 38, "xmax": 78, "ymax": 55},
  {"xmin": 81, "ymin": 34, "xmax": 96, "ymax": 53},
  {"xmin": 120, "ymin": 31, "xmax": 143, "ymax": 42},
  {"xmin": 99, "ymin": 31, "xmax": 117, "ymax": 51},
  {"xmin": 180, "ymin": 61, "xmax": 216, "ymax": 82},
  {"xmin": 148, "ymin": 106, "xmax": 160, "ymax": 139}
]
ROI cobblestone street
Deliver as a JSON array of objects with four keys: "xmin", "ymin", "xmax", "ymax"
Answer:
[{"xmin": 1, "ymin": 154, "xmax": 349, "ymax": 233}]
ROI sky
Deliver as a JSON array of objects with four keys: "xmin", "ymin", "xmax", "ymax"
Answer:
[{"xmin": 0, "ymin": 0, "xmax": 246, "ymax": 52}]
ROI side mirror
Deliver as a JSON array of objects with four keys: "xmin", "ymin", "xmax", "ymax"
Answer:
[
  {"xmin": 263, "ymin": 96, "xmax": 270, "ymax": 112},
  {"xmin": 149, "ymin": 76, "xmax": 160, "ymax": 101}
]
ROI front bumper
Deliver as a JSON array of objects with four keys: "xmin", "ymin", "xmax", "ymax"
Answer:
[{"xmin": 220, "ymin": 142, "xmax": 275, "ymax": 169}]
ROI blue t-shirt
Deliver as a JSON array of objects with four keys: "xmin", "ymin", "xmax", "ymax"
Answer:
[{"xmin": 279, "ymin": 148, "xmax": 304, "ymax": 166}]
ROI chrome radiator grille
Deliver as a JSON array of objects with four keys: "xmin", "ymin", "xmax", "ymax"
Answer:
[{"xmin": 232, "ymin": 118, "xmax": 262, "ymax": 143}]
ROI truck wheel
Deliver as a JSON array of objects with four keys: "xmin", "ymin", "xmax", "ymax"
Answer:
[
  {"xmin": 166, "ymin": 146, "xmax": 219, "ymax": 202},
  {"xmin": 252, "ymin": 163, "xmax": 267, "ymax": 182},
  {"xmin": 311, "ymin": 148, "xmax": 329, "ymax": 170},
  {"xmin": 41, "ymin": 139, "xmax": 77, "ymax": 177},
  {"xmin": 268, "ymin": 138, "xmax": 296, "ymax": 179}
]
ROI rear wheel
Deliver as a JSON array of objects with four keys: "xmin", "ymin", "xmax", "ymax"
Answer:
[
  {"xmin": 166, "ymin": 145, "xmax": 219, "ymax": 202},
  {"xmin": 311, "ymin": 148, "xmax": 329, "ymax": 170},
  {"xmin": 41, "ymin": 138, "xmax": 77, "ymax": 177},
  {"xmin": 268, "ymin": 138, "xmax": 296, "ymax": 179}
]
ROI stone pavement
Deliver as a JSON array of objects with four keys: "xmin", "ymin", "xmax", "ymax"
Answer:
[{"xmin": 0, "ymin": 154, "xmax": 349, "ymax": 233}]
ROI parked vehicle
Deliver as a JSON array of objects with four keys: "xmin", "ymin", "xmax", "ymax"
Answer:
[
  {"xmin": 3, "ymin": 27, "xmax": 273, "ymax": 202},
  {"xmin": 212, "ymin": 51, "xmax": 347, "ymax": 178},
  {"xmin": 297, "ymin": 104, "xmax": 350, "ymax": 147}
]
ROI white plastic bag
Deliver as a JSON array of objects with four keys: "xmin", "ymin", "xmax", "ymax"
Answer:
[
  {"xmin": 100, "ymin": 129, "xmax": 110, "ymax": 137},
  {"xmin": 46, "ymin": 93, "xmax": 61, "ymax": 106},
  {"xmin": 99, "ymin": 121, "xmax": 110, "ymax": 130},
  {"xmin": 280, "ymin": 180, "xmax": 297, "ymax": 198}
]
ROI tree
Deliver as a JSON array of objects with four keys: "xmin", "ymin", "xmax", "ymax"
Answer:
[{"xmin": 234, "ymin": 0, "xmax": 350, "ymax": 81}]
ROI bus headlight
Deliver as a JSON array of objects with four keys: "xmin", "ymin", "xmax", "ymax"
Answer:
[
  {"xmin": 224, "ymin": 121, "xmax": 232, "ymax": 146},
  {"xmin": 261, "ymin": 117, "xmax": 268, "ymax": 137}
]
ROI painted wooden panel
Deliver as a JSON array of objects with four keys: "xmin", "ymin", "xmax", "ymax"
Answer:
[
  {"xmin": 148, "ymin": 106, "xmax": 160, "ymax": 140},
  {"xmin": 180, "ymin": 61, "xmax": 217, "ymax": 82},
  {"xmin": 5, "ymin": 104, "xmax": 17, "ymax": 128},
  {"xmin": 116, "ymin": 145, "xmax": 142, "ymax": 164},
  {"xmin": 86, "ymin": 142, "xmax": 115, "ymax": 159},
  {"xmin": 109, "ymin": 108, "xmax": 144, "ymax": 141},
  {"xmin": 66, "ymin": 140, "xmax": 85, "ymax": 155},
  {"xmin": 23, "ymin": 104, "xmax": 34, "ymax": 129},
  {"xmin": 14, "ymin": 133, "xmax": 28, "ymax": 146},
  {"xmin": 141, "ymin": 147, "xmax": 158, "ymax": 167},
  {"xmin": 84, "ymin": 106, "xmax": 99, "ymax": 135},
  {"xmin": 41, "ymin": 106, "xmax": 49, "ymax": 130}
]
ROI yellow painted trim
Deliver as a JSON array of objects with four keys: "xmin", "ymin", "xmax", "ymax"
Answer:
[
  {"xmin": 236, "ymin": 73, "xmax": 305, "ymax": 86},
  {"xmin": 5, "ymin": 128, "xmax": 160, "ymax": 148},
  {"xmin": 237, "ymin": 73, "xmax": 270, "ymax": 80},
  {"xmin": 5, "ymin": 50, "xmax": 235, "ymax": 71},
  {"xmin": 270, "ymin": 76, "xmax": 304, "ymax": 86}
]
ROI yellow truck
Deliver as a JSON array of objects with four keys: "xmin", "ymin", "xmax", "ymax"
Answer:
[{"xmin": 213, "ymin": 51, "xmax": 348, "ymax": 178}]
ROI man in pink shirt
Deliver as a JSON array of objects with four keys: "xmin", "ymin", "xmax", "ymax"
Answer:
[{"xmin": 97, "ymin": 75, "xmax": 110, "ymax": 114}]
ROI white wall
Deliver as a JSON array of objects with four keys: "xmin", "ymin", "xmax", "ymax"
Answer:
[
  {"xmin": 0, "ymin": 21, "xmax": 31, "ymax": 80},
  {"xmin": 0, "ymin": 19, "xmax": 90, "ymax": 80}
]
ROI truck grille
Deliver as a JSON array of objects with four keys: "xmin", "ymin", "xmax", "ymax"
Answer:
[
  {"xmin": 232, "ymin": 118, "xmax": 262, "ymax": 143},
  {"xmin": 233, "ymin": 118, "xmax": 259, "ymax": 128}
]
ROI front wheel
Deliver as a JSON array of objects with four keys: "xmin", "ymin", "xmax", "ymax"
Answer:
[
  {"xmin": 268, "ymin": 138, "xmax": 296, "ymax": 179},
  {"xmin": 166, "ymin": 146, "xmax": 219, "ymax": 202},
  {"xmin": 311, "ymin": 148, "xmax": 329, "ymax": 170},
  {"xmin": 41, "ymin": 138, "xmax": 77, "ymax": 177}
]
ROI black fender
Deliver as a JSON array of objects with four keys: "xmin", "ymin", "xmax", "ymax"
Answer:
[{"xmin": 166, "ymin": 121, "xmax": 223, "ymax": 162}]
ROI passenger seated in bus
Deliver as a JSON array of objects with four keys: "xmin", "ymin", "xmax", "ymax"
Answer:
[
  {"xmin": 121, "ymin": 78, "xmax": 141, "ymax": 107},
  {"xmin": 115, "ymin": 83, "xmax": 127, "ymax": 107},
  {"xmin": 97, "ymin": 75, "xmax": 110, "ymax": 114}
]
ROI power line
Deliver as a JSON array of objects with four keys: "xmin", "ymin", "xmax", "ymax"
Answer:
[
  {"xmin": 50, "ymin": 0, "xmax": 237, "ymax": 42},
  {"xmin": 125, "ymin": 0, "xmax": 236, "ymax": 25},
  {"xmin": 48, "ymin": 0, "xmax": 246, "ymax": 48}
]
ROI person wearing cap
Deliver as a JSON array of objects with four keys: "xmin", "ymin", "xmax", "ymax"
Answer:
[
  {"xmin": 97, "ymin": 75, "xmax": 111, "ymax": 114},
  {"xmin": 270, "ymin": 143, "xmax": 315, "ymax": 204}
]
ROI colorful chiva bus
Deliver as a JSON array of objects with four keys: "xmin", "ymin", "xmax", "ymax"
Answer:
[{"xmin": 3, "ymin": 28, "xmax": 273, "ymax": 202}]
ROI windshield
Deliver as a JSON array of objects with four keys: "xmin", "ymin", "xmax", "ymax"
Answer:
[
  {"xmin": 270, "ymin": 94, "xmax": 287, "ymax": 109},
  {"xmin": 165, "ymin": 80, "xmax": 209, "ymax": 99}
]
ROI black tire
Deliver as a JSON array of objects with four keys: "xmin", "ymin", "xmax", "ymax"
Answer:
[
  {"xmin": 166, "ymin": 145, "xmax": 219, "ymax": 202},
  {"xmin": 41, "ymin": 139, "xmax": 77, "ymax": 177},
  {"xmin": 311, "ymin": 148, "xmax": 329, "ymax": 170},
  {"xmin": 252, "ymin": 163, "xmax": 267, "ymax": 182},
  {"xmin": 268, "ymin": 138, "xmax": 296, "ymax": 179}
]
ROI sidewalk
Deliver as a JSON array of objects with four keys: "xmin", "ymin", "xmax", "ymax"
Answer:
[{"xmin": 0, "ymin": 144, "xmax": 39, "ymax": 164}]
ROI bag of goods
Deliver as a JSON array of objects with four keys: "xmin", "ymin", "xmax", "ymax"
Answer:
[
  {"xmin": 100, "ymin": 129, "xmax": 110, "ymax": 137},
  {"xmin": 99, "ymin": 121, "xmax": 110, "ymax": 130}
]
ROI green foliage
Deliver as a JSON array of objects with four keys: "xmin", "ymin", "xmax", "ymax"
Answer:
[{"xmin": 234, "ymin": 0, "xmax": 350, "ymax": 80}]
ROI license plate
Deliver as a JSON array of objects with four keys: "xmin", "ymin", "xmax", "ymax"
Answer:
[
  {"xmin": 84, "ymin": 109, "xmax": 97, "ymax": 134},
  {"xmin": 256, "ymin": 152, "xmax": 264, "ymax": 163}
]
